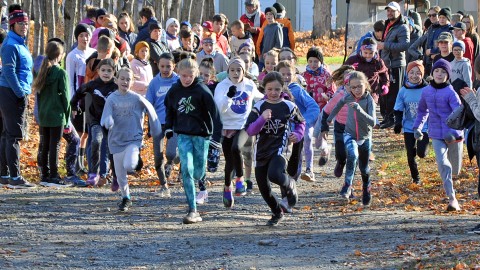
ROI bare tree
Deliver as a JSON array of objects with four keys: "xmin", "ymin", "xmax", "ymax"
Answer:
[
  {"xmin": 190, "ymin": 0, "xmax": 204, "ymax": 24},
  {"xmin": 64, "ymin": 0, "xmax": 78, "ymax": 51},
  {"xmin": 169, "ymin": 0, "xmax": 180, "ymax": 21},
  {"xmin": 46, "ymin": 0, "xmax": 55, "ymax": 40},
  {"xmin": 203, "ymin": 0, "xmax": 214, "ymax": 22},
  {"xmin": 312, "ymin": 0, "xmax": 332, "ymax": 38},
  {"xmin": 180, "ymin": 0, "xmax": 191, "ymax": 22},
  {"xmin": 32, "ymin": 0, "xmax": 44, "ymax": 57}
]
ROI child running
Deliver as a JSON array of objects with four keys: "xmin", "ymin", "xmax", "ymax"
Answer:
[
  {"xmin": 245, "ymin": 71, "xmax": 305, "ymax": 226},
  {"xmin": 302, "ymin": 47, "xmax": 335, "ymax": 111},
  {"xmin": 393, "ymin": 60, "xmax": 429, "ymax": 184},
  {"xmin": 214, "ymin": 56, "xmax": 263, "ymax": 207},
  {"xmin": 164, "ymin": 58, "xmax": 222, "ymax": 224},
  {"xmin": 130, "ymin": 41, "xmax": 153, "ymax": 96},
  {"xmin": 146, "ymin": 52, "xmax": 179, "ymax": 198},
  {"xmin": 326, "ymin": 71, "xmax": 376, "ymax": 206},
  {"xmin": 33, "ymin": 41, "xmax": 72, "ymax": 187},
  {"xmin": 101, "ymin": 67, "xmax": 161, "ymax": 211},
  {"xmin": 258, "ymin": 48, "xmax": 279, "ymax": 86},
  {"xmin": 413, "ymin": 59, "xmax": 463, "ymax": 211}
]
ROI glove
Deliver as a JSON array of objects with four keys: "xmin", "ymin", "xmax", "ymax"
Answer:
[
  {"xmin": 165, "ymin": 129, "xmax": 174, "ymax": 139},
  {"xmin": 394, "ymin": 124, "xmax": 402, "ymax": 134},
  {"xmin": 227, "ymin": 85, "xmax": 237, "ymax": 98},
  {"xmin": 413, "ymin": 129, "xmax": 423, "ymax": 141},
  {"xmin": 381, "ymin": 85, "xmax": 389, "ymax": 96}
]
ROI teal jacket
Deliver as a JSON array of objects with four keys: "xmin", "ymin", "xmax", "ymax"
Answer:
[{"xmin": 37, "ymin": 65, "xmax": 71, "ymax": 127}]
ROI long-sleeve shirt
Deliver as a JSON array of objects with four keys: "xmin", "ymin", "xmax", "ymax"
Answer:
[
  {"xmin": 145, "ymin": 73, "xmax": 179, "ymax": 124},
  {"xmin": 213, "ymin": 77, "xmax": 263, "ymax": 130},
  {"xmin": 450, "ymin": 58, "xmax": 472, "ymax": 88},
  {"xmin": 288, "ymin": 82, "xmax": 320, "ymax": 128},
  {"xmin": 393, "ymin": 82, "xmax": 428, "ymax": 133},
  {"xmin": 256, "ymin": 22, "xmax": 283, "ymax": 58},
  {"xmin": 101, "ymin": 90, "xmax": 161, "ymax": 154},
  {"xmin": 130, "ymin": 58, "xmax": 153, "ymax": 96},
  {"xmin": 65, "ymin": 46, "xmax": 96, "ymax": 100}
]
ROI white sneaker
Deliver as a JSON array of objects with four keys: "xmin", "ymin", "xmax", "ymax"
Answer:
[
  {"xmin": 196, "ymin": 190, "xmax": 208, "ymax": 204},
  {"xmin": 157, "ymin": 185, "xmax": 171, "ymax": 198},
  {"xmin": 279, "ymin": 197, "xmax": 293, "ymax": 213},
  {"xmin": 447, "ymin": 197, "xmax": 461, "ymax": 211}
]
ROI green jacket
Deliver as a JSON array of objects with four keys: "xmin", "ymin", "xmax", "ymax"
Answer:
[{"xmin": 38, "ymin": 65, "xmax": 71, "ymax": 127}]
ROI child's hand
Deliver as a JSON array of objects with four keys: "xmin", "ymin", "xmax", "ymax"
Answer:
[
  {"xmin": 289, "ymin": 133, "xmax": 299, "ymax": 143},
  {"xmin": 261, "ymin": 109, "xmax": 272, "ymax": 120},
  {"xmin": 321, "ymin": 93, "xmax": 329, "ymax": 101},
  {"xmin": 460, "ymin": 87, "xmax": 475, "ymax": 97},
  {"xmin": 227, "ymin": 86, "xmax": 237, "ymax": 98},
  {"xmin": 72, "ymin": 110, "xmax": 77, "ymax": 117},
  {"xmin": 372, "ymin": 93, "xmax": 379, "ymax": 103},
  {"xmin": 349, "ymin": 102, "xmax": 360, "ymax": 110}
]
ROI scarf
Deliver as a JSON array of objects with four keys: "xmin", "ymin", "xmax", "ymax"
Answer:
[
  {"xmin": 430, "ymin": 80, "xmax": 450, "ymax": 89},
  {"xmin": 245, "ymin": 7, "xmax": 261, "ymax": 27},
  {"xmin": 305, "ymin": 65, "xmax": 326, "ymax": 76},
  {"xmin": 166, "ymin": 31, "xmax": 177, "ymax": 40},
  {"xmin": 404, "ymin": 79, "xmax": 421, "ymax": 88},
  {"xmin": 135, "ymin": 56, "xmax": 149, "ymax": 66}
]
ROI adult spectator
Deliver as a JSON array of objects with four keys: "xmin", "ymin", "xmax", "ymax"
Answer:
[
  {"xmin": 118, "ymin": 12, "xmax": 137, "ymax": 51},
  {"xmin": 462, "ymin": 14, "xmax": 480, "ymax": 59},
  {"xmin": 377, "ymin": 1, "xmax": 410, "ymax": 129},
  {"xmin": 134, "ymin": 6, "xmax": 158, "ymax": 48},
  {"xmin": 146, "ymin": 22, "xmax": 169, "ymax": 77},
  {"xmin": 0, "ymin": 7, "xmax": 36, "ymax": 188},
  {"xmin": 406, "ymin": 11, "xmax": 423, "ymax": 63},
  {"xmin": 240, "ymin": 0, "xmax": 265, "ymax": 57}
]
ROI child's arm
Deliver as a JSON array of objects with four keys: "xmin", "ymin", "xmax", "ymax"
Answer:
[
  {"xmin": 100, "ymin": 96, "xmax": 114, "ymax": 130},
  {"xmin": 205, "ymin": 92, "xmax": 223, "ymax": 145},
  {"xmin": 59, "ymin": 70, "xmax": 72, "ymax": 126},
  {"xmin": 245, "ymin": 108, "xmax": 267, "ymax": 136},
  {"xmin": 296, "ymin": 86, "xmax": 320, "ymax": 127},
  {"xmin": 378, "ymin": 59, "xmax": 390, "ymax": 94},
  {"xmin": 290, "ymin": 106, "xmax": 306, "ymax": 142},
  {"xmin": 393, "ymin": 88, "xmax": 405, "ymax": 132},
  {"xmin": 213, "ymin": 84, "xmax": 234, "ymax": 113},
  {"xmin": 413, "ymin": 92, "xmax": 429, "ymax": 131},
  {"xmin": 274, "ymin": 25, "xmax": 283, "ymax": 51},
  {"xmin": 326, "ymin": 96, "xmax": 346, "ymax": 123},
  {"xmin": 464, "ymin": 62, "xmax": 473, "ymax": 88},
  {"xmin": 139, "ymin": 95, "xmax": 162, "ymax": 137},
  {"xmin": 408, "ymin": 34, "xmax": 427, "ymax": 61},
  {"xmin": 349, "ymin": 96, "xmax": 376, "ymax": 127},
  {"xmin": 324, "ymin": 71, "xmax": 336, "ymax": 98},
  {"xmin": 164, "ymin": 88, "xmax": 175, "ymax": 131},
  {"xmin": 70, "ymin": 82, "xmax": 91, "ymax": 112},
  {"xmin": 145, "ymin": 79, "xmax": 156, "ymax": 106},
  {"xmin": 461, "ymin": 87, "xmax": 480, "ymax": 122}
]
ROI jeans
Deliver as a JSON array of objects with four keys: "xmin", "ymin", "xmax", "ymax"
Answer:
[
  {"xmin": 62, "ymin": 128, "xmax": 80, "ymax": 176},
  {"xmin": 177, "ymin": 134, "xmax": 209, "ymax": 212},
  {"xmin": 153, "ymin": 126, "xmax": 179, "ymax": 185},
  {"xmin": 0, "ymin": 87, "xmax": 28, "ymax": 178},
  {"xmin": 344, "ymin": 133, "xmax": 371, "ymax": 186},
  {"xmin": 403, "ymin": 132, "xmax": 429, "ymax": 181},
  {"xmin": 87, "ymin": 124, "xmax": 111, "ymax": 176}
]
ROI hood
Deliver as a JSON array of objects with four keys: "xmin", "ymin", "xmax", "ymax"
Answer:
[
  {"xmin": 408, "ymin": 11, "xmax": 422, "ymax": 27},
  {"xmin": 46, "ymin": 65, "xmax": 62, "ymax": 85}
]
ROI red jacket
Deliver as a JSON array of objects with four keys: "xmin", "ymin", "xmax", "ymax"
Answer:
[
  {"xmin": 344, "ymin": 54, "xmax": 389, "ymax": 95},
  {"xmin": 302, "ymin": 66, "xmax": 335, "ymax": 110}
]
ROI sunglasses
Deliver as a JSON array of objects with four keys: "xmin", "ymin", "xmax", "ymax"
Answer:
[{"xmin": 428, "ymin": 14, "xmax": 438, "ymax": 18}]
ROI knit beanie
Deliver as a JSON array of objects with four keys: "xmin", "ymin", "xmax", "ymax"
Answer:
[
  {"xmin": 432, "ymin": 58, "xmax": 451, "ymax": 80},
  {"xmin": 306, "ymin": 47, "xmax": 324, "ymax": 63},
  {"xmin": 165, "ymin": 18, "xmax": 179, "ymax": 29},
  {"xmin": 273, "ymin": 3, "xmax": 286, "ymax": 18},
  {"xmin": 74, "ymin": 23, "xmax": 91, "ymax": 40},
  {"xmin": 265, "ymin": 7, "xmax": 277, "ymax": 18},
  {"xmin": 228, "ymin": 56, "xmax": 246, "ymax": 73},
  {"xmin": 453, "ymin": 40, "xmax": 465, "ymax": 52},
  {"xmin": 8, "ymin": 10, "xmax": 28, "ymax": 26},
  {"xmin": 438, "ymin": 7, "xmax": 451, "ymax": 21},
  {"xmin": 96, "ymin": 8, "xmax": 107, "ymax": 19},
  {"xmin": 134, "ymin": 41, "xmax": 149, "ymax": 56},
  {"xmin": 406, "ymin": 60, "xmax": 424, "ymax": 76}
]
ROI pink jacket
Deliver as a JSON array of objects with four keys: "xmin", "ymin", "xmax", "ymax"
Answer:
[
  {"xmin": 302, "ymin": 66, "xmax": 335, "ymax": 110},
  {"xmin": 130, "ymin": 58, "xmax": 153, "ymax": 96},
  {"xmin": 324, "ymin": 87, "xmax": 348, "ymax": 125}
]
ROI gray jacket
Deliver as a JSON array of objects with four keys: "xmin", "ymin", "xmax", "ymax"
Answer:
[
  {"xmin": 450, "ymin": 58, "xmax": 472, "ymax": 88},
  {"xmin": 326, "ymin": 92, "xmax": 376, "ymax": 140},
  {"xmin": 381, "ymin": 15, "xmax": 410, "ymax": 69}
]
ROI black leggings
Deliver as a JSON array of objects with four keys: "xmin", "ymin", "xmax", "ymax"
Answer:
[
  {"xmin": 404, "ymin": 132, "xmax": 429, "ymax": 181},
  {"xmin": 222, "ymin": 130, "xmax": 249, "ymax": 186},
  {"xmin": 39, "ymin": 126, "xmax": 63, "ymax": 178},
  {"xmin": 255, "ymin": 155, "xmax": 291, "ymax": 215},
  {"xmin": 287, "ymin": 139, "xmax": 303, "ymax": 179}
]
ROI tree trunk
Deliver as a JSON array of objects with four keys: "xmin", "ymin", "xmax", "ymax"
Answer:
[
  {"xmin": 46, "ymin": 0, "xmax": 55, "ymax": 40},
  {"xmin": 180, "ymin": 0, "xmax": 192, "ymax": 22},
  {"xmin": 170, "ymin": 0, "xmax": 180, "ymax": 21},
  {"xmin": 64, "ymin": 0, "xmax": 78, "ymax": 51},
  {"xmin": 162, "ymin": 0, "xmax": 168, "ymax": 23},
  {"xmin": 203, "ymin": 0, "xmax": 214, "ymax": 23},
  {"xmin": 312, "ymin": 0, "xmax": 332, "ymax": 38},
  {"xmin": 32, "ymin": 0, "xmax": 43, "ymax": 58}
]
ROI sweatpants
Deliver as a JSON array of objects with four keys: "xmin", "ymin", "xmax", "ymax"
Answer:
[
  {"xmin": 178, "ymin": 134, "xmax": 209, "ymax": 212},
  {"xmin": 222, "ymin": 130, "xmax": 249, "ymax": 186},
  {"xmin": 0, "ymin": 112, "xmax": 6, "ymax": 176},
  {"xmin": 39, "ymin": 126, "xmax": 63, "ymax": 178},
  {"xmin": 153, "ymin": 127, "xmax": 179, "ymax": 185},
  {"xmin": 303, "ymin": 126, "xmax": 314, "ymax": 170},
  {"xmin": 0, "ymin": 87, "xmax": 28, "ymax": 178},
  {"xmin": 113, "ymin": 144, "xmax": 140, "ymax": 199},
  {"xmin": 432, "ymin": 139, "xmax": 462, "ymax": 198},
  {"xmin": 403, "ymin": 132, "xmax": 429, "ymax": 181},
  {"xmin": 255, "ymin": 155, "xmax": 291, "ymax": 215}
]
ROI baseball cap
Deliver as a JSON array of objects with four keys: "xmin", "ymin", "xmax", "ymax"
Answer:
[
  {"xmin": 385, "ymin": 1, "xmax": 401, "ymax": 11},
  {"xmin": 202, "ymin": 21, "xmax": 213, "ymax": 32},
  {"xmin": 437, "ymin": 32, "xmax": 453, "ymax": 42},
  {"xmin": 453, "ymin": 22, "xmax": 466, "ymax": 31}
]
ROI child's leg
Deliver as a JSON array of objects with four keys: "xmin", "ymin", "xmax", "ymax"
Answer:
[
  {"xmin": 113, "ymin": 144, "xmax": 140, "ymax": 199},
  {"xmin": 416, "ymin": 132, "xmax": 430, "ymax": 159},
  {"xmin": 403, "ymin": 132, "xmax": 419, "ymax": 181},
  {"xmin": 431, "ymin": 139, "xmax": 455, "ymax": 198},
  {"xmin": 222, "ymin": 136, "xmax": 234, "ymax": 186},
  {"xmin": 62, "ymin": 128, "xmax": 80, "ymax": 177},
  {"xmin": 447, "ymin": 141, "xmax": 463, "ymax": 177},
  {"xmin": 302, "ymin": 126, "xmax": 314, "ymax": 170},
  {"xmin": 88, "ymin": 124, "xmax": 103, "ymax": 174},
  {"xmin": 153, "ymin": 131, "xmax": 167, "ymax": 185},
  {"xmin": 192, "ymin": 136, "xmax": 209, "ymax": 182},
  {"xmin": 242, "ymin": 136, "xmax": 254, "ymax": 180},
  {"xmin": 39, "ymin": 126, "xmax": 50, "ymax": 178},
  {"xmin": 255, "ymin": 160, "xmax": 282, "ymax": 215},
  {"xmin": 165, "ymin": 132, "xmax": 179, "ymax": 164},
  {"xmin": 286, "ymin": 139, "xmax": 303, "ymax": 180},
  {"xmin": 47, "ymin": 126, "xmax": 63, "ymax": 178},
  {"xmin": 357, "ymin": 139, "xmax": 372, "ymax": 205},
  {"xmin": 334, "ymin": 130, "xmax": 346, "ymax": 163},
  {"xmin": 99, "ymin": 135, "xmax": 109, "ymax": 177},
  {"xmin": 231, "ymin": 130, "xmax": 249, "ymax": 179},
  {"xmin": 177, "ymin": 134, "xmax": 197, "ymax": 212},
  {"xmin": 343, "ymin": 133, "xmax": 359, "ymax": 187}
]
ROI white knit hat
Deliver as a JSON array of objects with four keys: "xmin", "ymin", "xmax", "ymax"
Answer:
[{"xmin": 165, "ymin": 18, "xmax": 179, "ymax": 29}]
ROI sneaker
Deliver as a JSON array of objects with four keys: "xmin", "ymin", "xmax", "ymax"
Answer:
[
  {"xmin": 40, "ymin": 176, "xmax": 51, "ymax": 187},
  {"xmin": 380, "ymin": 119, "xmax": 395, "ymax": 129},
  {"xmin": 0, "ymin": 176, "xmax": 10, "ymax": 186},
  {"xmin": 164, "ymin": 163, "xmax": 173, "ymax": 179},
  {"xmin": 196, "ymin": 190, "xmax": 208, "ymax": 204},
  {"xmin": 446, "ymin": 197, "xmax": 461, "ymax": 211},
  {"xmin": 266, "ymin": 212, "xmax": 284, "ymax": 226},
  {"xmin": 246, "ymin": 179, "xmax": 254, "ymax": 194},
  {"xmin": 118, "ymin": 197, "xmax": 132, "ymax": 212},
  {"xmin": 48, "ymin": 177, "xmax": 73, "ymax": 188},
  {"xmin": 7, "ymin": 176, "xmax": 36, "ymax": 189},
  {"xmin": 111, "ymin": 177, "xmax": 119, "ymax": 192},
  {"xmin": 158, "ymin": 185, "xmax": 171, "ymax": 198},
  {"xmin": 97, "ymin": 177, "xmax": 108, "ymax": 188},
  {"xmin": 472, "ymin": 224, "xmax": 480, "ymax": 234},
  {"xmin": 362, "ymin": 186, "xmax": 372, "ymax": 206},
  {"xmin": 334, "ymin": 161, "xmax": 345, "ymax": 178},
  {"xmin": 183, "ymin": 211, "xmax": 202, "ymax": 224},
  {"xmin": 412, "ymin": 178, "xmax": 421, "ymax": 185},
  {"xmin": 235, "ymin": 178, "xmax": 247, "ymax": 196},
  {"xmin": 65, "ymin": 175, "xmax": 87, "ymax": 187},
  {"xmin": 279, "ymin": 197, "xmax": 293, "ymax": 213},
  {"xmin": 223, "ymin": 186, "xmax": 234, "ymax": 208},
  {"xmin": 86, "ymin": 173, "xmax": 99, "ymax": 186},
  {"xmin": 285, "ymin": 179, "xmax": 298, "ymax": 207},
  {"xmin": 369, "ymin": 152, "xmax": 376, "ymax": 161},
  {"xmin": 300, "ymin": 169, "xmax": 315, "ymax": 182},
  {"xmin": 318, "ymin": 144, "xmax": 331, "ymax": 166},
  {"xmin": 340, "ymin": 184, "xmax": 352, "ymax": 199}
]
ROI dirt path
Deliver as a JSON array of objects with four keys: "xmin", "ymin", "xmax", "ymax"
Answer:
[{"xmin": 1, "ymin": 130, "xmax": 479, "ymax": 269}]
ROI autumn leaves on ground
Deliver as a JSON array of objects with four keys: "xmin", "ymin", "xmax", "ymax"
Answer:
[{"xmin": 13, "ymin": 32, "xmax": 480, "ymax": 268}]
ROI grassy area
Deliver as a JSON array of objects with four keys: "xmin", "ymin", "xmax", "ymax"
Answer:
[{"xmin": 297, "ymin": 56, "xmax": 344, "ymax": 66}]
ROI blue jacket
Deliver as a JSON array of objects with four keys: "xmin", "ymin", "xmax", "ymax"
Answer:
[
  {"xmin": 0, "ymin": 30, "xmax": 33, "ymax": 98},
  {"xmin": 288, "ymin": 82, "xmax": 319, "ymax": 128},
  {"xmin": 134, "ymin": 17, "xmax": 159, "ymax": 48},
  {"xmin": 146, "ymin": 72, "xmax": 179, "ymax": 124}
]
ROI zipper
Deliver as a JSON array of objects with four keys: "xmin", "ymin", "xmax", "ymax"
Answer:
[{"xmin": 354, "ymin": 97, "xmax": 360, "ymax": 140}]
